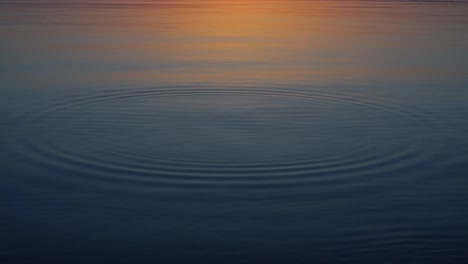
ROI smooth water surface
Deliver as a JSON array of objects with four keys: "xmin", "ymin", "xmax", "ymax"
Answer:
[{"xmin": 1, "ymin": 0, "xmax": 468, "ymax": 263}]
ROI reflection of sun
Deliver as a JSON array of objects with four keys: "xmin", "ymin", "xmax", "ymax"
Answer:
[
  {"xmin": 173, "ymin": 0, "xmax": 303, "ymax": 38},
  {"xmin": 157, "ymin": 0, "xmax": 320, "ymax": 61},
  {"xmin": 107, "ymin": 0, "xmax": 362, "ymax": 84}
]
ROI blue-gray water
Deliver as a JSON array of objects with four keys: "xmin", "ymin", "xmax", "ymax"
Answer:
[{"xmin": 1, "ymin": 0, "xmax": 468, "ymax": 263}]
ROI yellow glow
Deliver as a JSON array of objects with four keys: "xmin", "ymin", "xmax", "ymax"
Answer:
[{"xmin": 57, "ymin": 0, "xmax": 463, "ymax": 84}]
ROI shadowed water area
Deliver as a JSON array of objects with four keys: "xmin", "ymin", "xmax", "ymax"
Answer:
[{"xmin": 1, "ymin": 0, "xmax": 468, "ymax": 263}]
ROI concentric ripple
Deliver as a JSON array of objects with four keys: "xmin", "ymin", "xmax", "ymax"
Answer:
[{"xmin": 8, "ymin": 86, "xmax": 442, "ymax": 187}]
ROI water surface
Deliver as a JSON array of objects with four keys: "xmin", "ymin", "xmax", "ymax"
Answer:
[{"xmin": 1, "ymin": 0, "xmax": 468, "ymax": 263}]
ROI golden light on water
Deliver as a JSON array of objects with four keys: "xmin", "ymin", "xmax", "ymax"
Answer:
[
  {"xmin": 106, "ymin": 0, "xmax": 351, "ymax": 84},
  {"xmin": 32, "ymin": 0, "xmax": 466, "ymax": 85}
]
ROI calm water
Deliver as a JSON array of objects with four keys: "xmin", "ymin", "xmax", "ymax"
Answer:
[{"xmin": 1, "ymin": 0, "xmax": 468, "ymax": 263}]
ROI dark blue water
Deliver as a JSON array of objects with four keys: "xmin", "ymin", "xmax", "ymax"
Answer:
[{"xmin": 1, "ymin": 0, "xmax": 468, "ymax": 263}]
